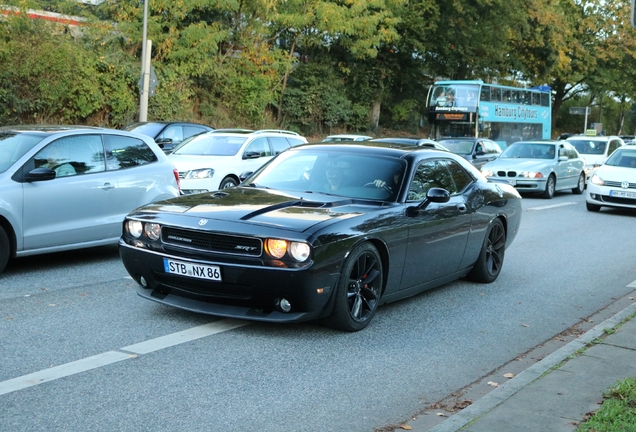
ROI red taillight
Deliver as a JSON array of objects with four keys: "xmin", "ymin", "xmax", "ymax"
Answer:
[{"xmin": 173, "ymin": 168, "xmax": 181, "ymax": 192}]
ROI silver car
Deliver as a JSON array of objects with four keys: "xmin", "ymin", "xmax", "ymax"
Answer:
[
  {"xmin": 480, "ymin": 140, "xmax": 586, "ymax": 199},
  {"xmin": 0, "ymin": 125, "xmax": 180, "ymax": 274}
]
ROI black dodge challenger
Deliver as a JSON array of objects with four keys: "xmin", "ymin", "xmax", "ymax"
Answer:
[{"xmin": 119, "ymin": 142, "xmax": 522, "ymax": 331}]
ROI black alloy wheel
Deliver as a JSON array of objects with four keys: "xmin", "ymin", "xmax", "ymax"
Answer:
[
  {"xmin": 467, "ymin": 218, "xmax": 506, "ymax": 283},
  {"xmin": 327, "ymin": 243, "xmax": 383, "ymax": 332}
]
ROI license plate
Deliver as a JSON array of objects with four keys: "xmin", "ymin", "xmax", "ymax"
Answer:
[
  {"xmin": 609, "ymin": 190, "xmax": 636, "ymax": 199},
  {"xmin": 163, "ymin": 258, "xmax": 221, "ymax": 281}
]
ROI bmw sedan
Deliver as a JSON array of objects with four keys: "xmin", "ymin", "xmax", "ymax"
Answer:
[
  {"xmin": 119, "ymin": 141, "xmax": 522, "ymax": 332},
  {"xmin": 0, "ymin": 125, "xmax": 180, "ymax": 274},
  {"xmin": 481, "ymin": 140, "xmax": 586, "ymax": 199},
  {"xmin": 586, "ymin": 146, "xmax": 636, "ymax": 212}
]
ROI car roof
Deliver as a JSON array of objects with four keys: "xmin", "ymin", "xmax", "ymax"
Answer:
[
  {"xmin": 0, "ymin": 125, "xmax": 107, "ymax": 137},
  {"xmin": 197, "ymin": 129, "xmax": 303, "ymax": 138},
  {"xmin": 566, "ymin": 135, "xmax": 619, "ymax": 141},
  {"xmin": 295, "ymin": 141, "xmax": 448, "ymax": 158}
]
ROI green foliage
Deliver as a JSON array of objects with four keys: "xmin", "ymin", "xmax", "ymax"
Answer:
[{"xmin": 577, "ymin": 377, "xmax": 636, "ymax": 432}]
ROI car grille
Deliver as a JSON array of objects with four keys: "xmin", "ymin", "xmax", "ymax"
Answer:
[
  {"xmin": 600, "ymin": 195, "xmax": 636, "ymax": 205},
  {"xmin": 178, "ymin": 171, "xmax": 187, "ymax": 179},
  {"xmin": 162, "ymin": 227, "xmax": 262, "ymax": 257},
  {"xmin": 603, "ymin": 180, "xmax": 636, "ymax": 189},
  {"xmin": 496, "ymin": 171, "xmax": 518, "ymax": 178}
]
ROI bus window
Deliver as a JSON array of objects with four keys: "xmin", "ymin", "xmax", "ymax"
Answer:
[
  {"xmin": 532, "ymin": 92, "xmax": 541, "ymax": 105},
  {"xmin": 480, "ymin": 86, "xmax": 491, "ymax": 101},
  {"xmin": 491, "ymin": 87, "xmax": 501, "ymax": 101},
  {"xmin": 502, "ymin": 89, "xmax": 511, "ymax": 103},
  {"xmin": 541, "ymin": 93, "xmax": 550, "ymax": 107},
  {"xmin": 522, "ymin": 91, "xmax": 531, "ymax": 105}
]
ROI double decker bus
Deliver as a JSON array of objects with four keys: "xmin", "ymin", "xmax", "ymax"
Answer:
[{"xmin": 426, "ymin": 80, "xmax": 551, "ymax": 149}]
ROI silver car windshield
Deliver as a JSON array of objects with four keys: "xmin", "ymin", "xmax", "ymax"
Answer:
[
  {"xmin": 500, "ymin": 143, "xmax": 555, "ymax": 159},
  {"xmin": 0, "ymin": 133, "xmax": 46, "ymax": 173}
]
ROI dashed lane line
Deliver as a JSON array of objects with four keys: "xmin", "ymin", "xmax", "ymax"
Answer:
[
  {"xmin": 526, "ymin": 202, "xmax": 577, "ymax": 211},
  {"xmin": 0, "ymin": 319, "xmax": 250, "ymax": 396}
]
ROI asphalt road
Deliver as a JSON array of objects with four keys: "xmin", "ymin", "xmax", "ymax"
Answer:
[{"xmin": 1, "ymin": 192, "xmax": 635, "ymax": 432}]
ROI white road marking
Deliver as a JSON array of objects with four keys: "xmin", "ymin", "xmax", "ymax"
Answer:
[
  {"xmin": 627, "ymin": 279, "xmax": 636, "ymax": 288},
  {"xmin": 0, "ymin": 351, "xmax": 131, "ymax": 396},
  {"xmin": 121, "ymin": 319, "xmax": 250, "ymax": 355},
  {"xmin": 526, "ymin": 202, "xmax": 577, "ymax": 211},
  {"xmin": 0, "ymin": 319, "xmax": 250, "ymax": 396}
]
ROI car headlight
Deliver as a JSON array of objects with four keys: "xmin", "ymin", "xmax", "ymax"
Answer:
[
  {"xmin": 289, "ymin": 242, "xmax": 311, "ymax": 262},
  {"xmin": 590, "ymin": 174, "xmax": 604, "ymax": 186},
  {"xmin": 520, "ymin": 171, "xmax": 543, "ymax": 178},
  {"xmin": 185, "ymin": 168, "xmax": 214, "ymax": 179},
  {"xmin": 481, "ymin": 169, "xmax": 494, "ymax": 177},
  {"xmin": 265, "ymin": 239, "xmax": 311, "ymax": 262},
  {"xmin": 127, "ymin": 220, "xmax": 143, "ymax": 238},
  {"xmin": 144, "ymin": 223, "xmax": 161, "ymax": 241}
]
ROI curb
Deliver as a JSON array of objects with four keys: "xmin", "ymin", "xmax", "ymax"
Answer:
[{"xmin": 427, "ymin": 301, "xmax": 636, "ymax": 432}]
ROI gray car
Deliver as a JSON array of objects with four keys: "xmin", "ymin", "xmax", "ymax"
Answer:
[
  {"xmin": 438, "ymin": 138, "xmax": 503, "ymax": 168},
  {"xmin": 0, "ymin": 125, "xmax": 180, "ymax": 274},
  {"xmin": 480, "ymin": 140, "xmax": 586, "ymax": 199}
]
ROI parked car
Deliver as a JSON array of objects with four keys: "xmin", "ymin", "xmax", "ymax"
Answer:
[
  {"xmin": 0, "ymin": 125, "xmax": 180, "ymax": 274},
  {"xmin": 119, "ymin": 142, "xmax": 522, "ymax": 332},
  {"xmin": 367, "ymin": 137, "xmax": 449, "ymax": 151},
  {"xmin": 123, "ymin": 121, "xmax": 214, "ymax": 154},
  {"xmin": 438, "ymin": 138, "xmax": 503, "ymax": 168},
  {"xmin": 169, "ymin": 129, "xmax": 307, "ymax": 194},
  {"xmin": 321, "ymin": 134, "xmax": 373, "ymax": 142},
  {"xmin": 565, "ymin": 135, "xmax": 624, "ymax": 184},
  {"xmin": 481, "ymin": 140, "xmax": 585, "ymax": 199},
  {"xmin": 586, "ymin": 146, "xmax": 636, "ymax": 212}
]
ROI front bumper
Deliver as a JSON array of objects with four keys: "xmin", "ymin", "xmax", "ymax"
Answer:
[{"xmin": 119, "ymin": 241, "xmax": 341, "ymax": 323}]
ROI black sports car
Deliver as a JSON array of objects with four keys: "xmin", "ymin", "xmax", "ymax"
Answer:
[{"xmin": 119, "ymin": 142, "xmax": 522, "ymax": 331}]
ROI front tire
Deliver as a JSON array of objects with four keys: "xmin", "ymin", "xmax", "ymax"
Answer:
[
  {"xmin": 572, "ymin": 173, "xmax": 585, "ymax": 195},
  {"xmin": 327, "ymin": 243, "xmax": 383, "ymax": 332},
  {"xmin": 0, "ymin": 226, "xmax": 10, "ymax": 275},
  {"xmin": 540, "ymin": 175, "xmax": 556, "ymax": 199},
  {"xmin": 467, "ymin": 218, "xmax": 506, "ymax": 283},
  {"xmin": 586, "ymin": 202, "xmax": 601, "ymax": 212},
  {"xmin": 219, "ymin": 176, "xmax": 238, "ymax": 189}
]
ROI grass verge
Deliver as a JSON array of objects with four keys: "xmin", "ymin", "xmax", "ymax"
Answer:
[{"xmin": 576, "ymin": 377, "xmax": 636, "ymax": 431}]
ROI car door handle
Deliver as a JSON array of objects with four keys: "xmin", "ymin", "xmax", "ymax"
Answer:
[
  {"xmin": 102, "ymin": 182, "xmax": 115, "ymax": 191},
  {"xmin": 457, "ymin": 204, "xmax": 467, "ymax": 213}
]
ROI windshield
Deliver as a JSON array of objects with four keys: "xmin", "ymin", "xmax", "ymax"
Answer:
[
  {"xmin": 0, "ymin": 133, "xmax": 46, "ymax": 173},
  {"xmin": 123, "ymin": 122, "xmax": 165, "ymax": 137},
  {"xmin": 430, "ymin": 84, "xmax": 479, "ymax": 110},
  {"xmin": 247, "ymin": 148, "xmax": 407, "ymax": 201},
  {"xmin": 500, "ymin": 143, "xmax": 555, "ymax": 159},
  {"xmin": 438, "ymin": 140, "xmax": 474, "ymax": 154},
  {"xmin": 172, "ymin": 135, "xmax": 247, "ymax": 156},
  {"xmin": 567, "ymin": 139, "xmax": 606, "ymax": 155},
  {"xmin": 605, "ymin": 149, "xmax": 636, "ymax": 167}
]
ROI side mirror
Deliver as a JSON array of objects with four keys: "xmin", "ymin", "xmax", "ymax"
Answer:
[
  {"xmin": 559, "ymin": 156, "xmax": 568, "ymax": 162},
  {"xmin": 239, "ymin": 171, "xmax": 253, "ymax": 182},
  {"xmin": 24, "ymin": 167, "xmax": 56, "ymax": 182},
  {"xmin": 406, "ymin": 187, "xmax": 450, "ymax": 216}
]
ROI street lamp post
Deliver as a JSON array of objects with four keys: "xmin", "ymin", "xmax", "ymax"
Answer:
[{"xmin": 139, "ymin": 0, "xmax": 149, "ymax": 121}]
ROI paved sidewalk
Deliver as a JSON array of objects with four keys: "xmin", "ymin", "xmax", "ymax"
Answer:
[{"xmin": 406, "ymin": 301, "xmax": 636, "ymax": 432}]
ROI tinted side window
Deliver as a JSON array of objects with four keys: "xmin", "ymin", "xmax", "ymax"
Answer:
[
  {"xmin": 34, "ymin": 134, "xmax": 106, "ymax": 176},
  {"xmin": 608, "ymin": 140, "xmax": 621, "ymax": 155},
  {"xmin": 287, "ymin": 137, "xmax": 306, "ymax": 147},
  {"xmin": 269, "ymin": 137, "xmax": 291, "ymax": 155},
  {"xmin": 183, "ymin": 126, "xmax": 207, "ymax": 138},
  {"xmin": 408, "ymin": 159, "xmax": 457, "ymax": 199},
  {"xmin": 103, "ymin": 135, "xmax": 158, "ymax": 170},
  {"xmin": 159, "ymin": 125, "xmax": 184, "ymax": 143},
  {"xmin": 480, "ymin": 86, "xmax": 490, "ymax": 101},
  {"xmin": 445, "ymin": 160, "xmax": 472, "ymax": 193},
  {"xmin": 245, "ymin": 137, "xmax": 271, "ymax": 157}
]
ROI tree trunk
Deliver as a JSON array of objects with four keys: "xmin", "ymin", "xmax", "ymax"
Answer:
[
  {"xmin": 277, "ymin": 39, "xmax": 296, "ymax": 124},
  {"xmin": 370, "ymin": 100, "xmax": 381, "ymax": 135}
]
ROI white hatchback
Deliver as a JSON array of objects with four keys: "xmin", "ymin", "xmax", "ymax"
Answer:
[
  {"xmin": 586, "ymin": 146, "xmax": 636, "ymax": 211},
  {"xmin": 169, "ymin": 129, "xmax": 307, "ymax": 194}
]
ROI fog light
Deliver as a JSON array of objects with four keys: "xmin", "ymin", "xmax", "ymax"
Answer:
[{"xmin": 278, "ymin": 298, "xmax": 291, "ymax": 312}]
